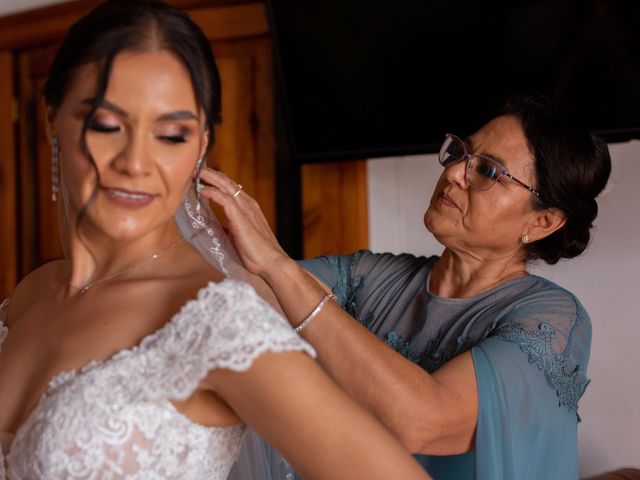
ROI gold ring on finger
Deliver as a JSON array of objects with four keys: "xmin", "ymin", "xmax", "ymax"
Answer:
[{"xmin": 232, "ymin": 184, "xmax": 244, "ymax": 198}]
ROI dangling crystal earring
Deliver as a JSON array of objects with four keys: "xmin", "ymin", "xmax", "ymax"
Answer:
[
  {"xmin": 51, "ymin": 137, "xmax": 60, "ymax": 202},
  {"xmin": 521, "ymin": 234, "xmax": 530, "ymax": 244},
  {"xmin": 194, "ymin": 156, "xmax": 205, "ymax": 211}
]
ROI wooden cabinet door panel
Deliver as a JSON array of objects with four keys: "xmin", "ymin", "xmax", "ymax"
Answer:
[
  {"xmin": 17, "ymin": 43, "xmax": 63, "ymax": 277},
  {"xmin": 302, "ymin": 160, "xmax": 369, "ymax": 258},
  {"xmin": 209, "ymin": 37, "xmax": 275, "ymax": 230},
  {"xmin": 0, "ymin": 52, "xmax": 17, "ymax": 298}
]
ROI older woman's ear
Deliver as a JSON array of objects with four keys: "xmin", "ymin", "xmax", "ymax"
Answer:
[{"xmin": 525, "ymin": 207, "xmax": 566, "ymax": 243}]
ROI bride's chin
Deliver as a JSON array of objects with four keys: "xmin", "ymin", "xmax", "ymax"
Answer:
[
  {"xmin": 75, "ymin": 214, "xmax": 163, "ymax": 244},
  {"xmin": 66, "ymin": 196, "xmax": 179, "ymax": 242}
]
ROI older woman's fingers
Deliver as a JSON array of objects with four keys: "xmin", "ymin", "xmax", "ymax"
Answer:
[
  {"xmin": 197, "ymin": 168, "xmax": 269, "ymax": 236},
  {"xmin": 198, "ymin": 183, "xmax": 288, "ymax": 276},
  {"xmin": 199, "ymin": 168, "xmax": 240, "ymax": 196},
  {"xmin": 198, "ymin": 184, "xmax": 251, "ymax": 240},
  {"xmin": 198, "ymin": 188, "xmax": 244, "ymax": 233}
]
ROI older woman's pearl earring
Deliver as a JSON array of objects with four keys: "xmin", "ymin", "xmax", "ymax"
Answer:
[
  {"xmin": 51, "ymin": 137, "xmax": 60, "ymax": 202},
  {"xmin": 521, "ymin": 234, "xmax": 530, "ymax": 244}
]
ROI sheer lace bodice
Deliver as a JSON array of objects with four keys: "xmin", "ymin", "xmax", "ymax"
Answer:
[{"xmin": 0, "ymin": 281, "xmax": 314, "ymax": 479}]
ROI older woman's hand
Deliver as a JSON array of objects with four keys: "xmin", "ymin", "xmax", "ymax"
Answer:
[{"xmin": 197, "ymin": 168, "xmax": 289, "ymax": 278}]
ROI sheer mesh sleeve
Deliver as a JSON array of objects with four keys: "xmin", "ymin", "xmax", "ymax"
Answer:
[
  {"xmin": 299, "ymin": 250, "xmax": 370, "ymax": 308},
  {"xmin": 299, "ymin": 250, "xmax": 435, "ymax": 322},
  {"xmin": 472, "ymin": 337, "xmax": 579, "ymax": 479},
  {"xmin": 492, "ymin": 287, "xmax": 591, "ymax": 415}
]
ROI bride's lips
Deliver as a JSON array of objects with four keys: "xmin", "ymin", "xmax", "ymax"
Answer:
[{"xmin": 102, "ymin": 187, "xmax": 156, "ymax": 208}]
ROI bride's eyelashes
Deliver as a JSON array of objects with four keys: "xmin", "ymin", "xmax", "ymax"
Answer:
[
  {"xmin": 159, "ymin": 134, "xmax": 187, "ymax": 144},
  {"xmin": 156, "ymin": 126, "xmax": 191, "ymax": 144},
  {"xmin": 87, "ymin": 120, "xmax": 120, "ymax": 133},
  {"xmin": 86, "ymin": 120, "xmax": 191, "ymax": 145},
  {"xmin": 87, "ymin": 110, "xmax": 121, "ymax": 133}
]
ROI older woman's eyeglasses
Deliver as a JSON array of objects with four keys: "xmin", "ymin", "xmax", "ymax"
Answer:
[{"xmin": 438, "ymin": 133, "xmax": 540, "ymax": 197}]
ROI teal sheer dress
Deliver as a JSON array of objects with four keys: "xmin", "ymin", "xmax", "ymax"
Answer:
[{"xmin": 228, "ymin": 250, "xmax": 591, "ymax": 480}]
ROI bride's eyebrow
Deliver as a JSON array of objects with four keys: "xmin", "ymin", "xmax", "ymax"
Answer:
[
  {"xmin": 81, "ymin": 98, "xmax": 127, "ymax": 116},
  {"xmin": 156, "ymin": 111, "xmax": 198, "ymax": 122},
  {"xmin": 80, "ymin": 98, "xmax": 198, "ymax": 122}
]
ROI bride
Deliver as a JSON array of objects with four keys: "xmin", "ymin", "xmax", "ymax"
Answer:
[{"xmin": 0, "ymin": 1, "xmax": 430, "ymax": 479}]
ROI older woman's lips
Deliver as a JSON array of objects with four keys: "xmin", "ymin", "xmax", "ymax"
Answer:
[
  {"xmin": 437, "ymin": 192, "xmax": 460, "ymax": 210},
  {"xmin": 103, "ymin": 187, "xmax": 155, "ymax": 208}
]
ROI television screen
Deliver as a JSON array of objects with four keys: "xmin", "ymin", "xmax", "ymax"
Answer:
[{"xmin": 269, "ymin": 0, "xmax": 640, "ymax": 162}]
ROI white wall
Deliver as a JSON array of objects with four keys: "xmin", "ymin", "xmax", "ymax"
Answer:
[{"xmin": 368, "ymin": 141, "xmax": 640, "ymax": 477}]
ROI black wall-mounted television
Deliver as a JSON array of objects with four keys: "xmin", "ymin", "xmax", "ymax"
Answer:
[{"xmin": 268, "ymin": 0, "xmax": 640, "ymax": 163}]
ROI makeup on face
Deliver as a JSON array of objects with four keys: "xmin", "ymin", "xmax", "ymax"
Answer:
[{"xmin": 53, "ymin": 51, "xmax": 208, "ymax": 240}]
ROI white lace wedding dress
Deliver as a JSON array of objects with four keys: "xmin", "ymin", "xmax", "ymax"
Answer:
[{"xmin": 0, "ymin": 280, "xmax": 314, "ymax": 479}]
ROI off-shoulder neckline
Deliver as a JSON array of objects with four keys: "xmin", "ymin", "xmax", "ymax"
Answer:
[
  {"xmin": 50, "ymin": 280, "xmax": 245, "ymax": 396},
  {"xmin": 0, "ymin": 280, "xmax": 249, "ymax": 439}
]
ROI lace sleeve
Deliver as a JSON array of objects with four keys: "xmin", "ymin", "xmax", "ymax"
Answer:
[
  {"xmin": 0, "ymin": 299, "xmax": 9, "ymax": 349},
  {"xmin": 493, "ymin": 288, "xmax": 591, "ymax": 416},
  {"xmin": 143, "ymin": 280, "xmax": 316, "ymax": 401}
]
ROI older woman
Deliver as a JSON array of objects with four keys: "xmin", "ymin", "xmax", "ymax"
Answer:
[
  {"xmin": 202, "ymin": 95, "xmax": 611, "ymax": 479},
  {"xmin": 0, "ymin": 1, "xmax": 432, "ymax": 479}
]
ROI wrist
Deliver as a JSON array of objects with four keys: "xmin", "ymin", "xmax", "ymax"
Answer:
[
  {"xmin": 295, "ymin": 292, "xmax": 336, "ymax": 333},
  {"xmin": 259, "ymin": 255, "xmax": 299, "ymax": 283}
]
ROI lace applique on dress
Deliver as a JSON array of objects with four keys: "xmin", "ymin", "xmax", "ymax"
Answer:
[
  {"xmin": 496, "ymin": 321, "xmax": 589, "ymax": 416},
  {"xmin": 385, "ymin": 330, "xmax": 472, "ymax": 374},
  {"xmin": 384, "ymin": 331, "xmax": 423, "ymax": 364},
  {"xmin": 327, "ymin": 251, "xmax": 375, "ymax": 327},
  {"xmin": 3, "ymin": 280, "xmax": 314, "ymax": 480}
]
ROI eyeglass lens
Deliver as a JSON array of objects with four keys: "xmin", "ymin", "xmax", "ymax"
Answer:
[{"xmin": 439, "ymin": 135, "xmax": 502, "ymax": 191}]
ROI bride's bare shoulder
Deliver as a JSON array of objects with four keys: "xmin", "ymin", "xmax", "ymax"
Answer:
[
  {"xmin": 5, "ymin": 260, "xmax": 66, "ymax": 327},
  {"xmin": 129, "ymin": 243, "xmax": 227, "ymax": 316},
  {"xmin": 14, "ymin": 260, "xmax": 65, "ymax": 293},
  {"xmin": 169, "ymin": 243, "xmax": 227, "ymax": 286}
]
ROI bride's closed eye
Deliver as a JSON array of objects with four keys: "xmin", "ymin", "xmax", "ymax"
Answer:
[
  {"xmin": 156, "ymin": 125, "xmax": 191, "ymax": 144},
  {"xmin": 86, "ymin": 119, "xmax": 191, "ymax": 144},
  {"xmin": 87, "ymin": 121, "xmax": 121, "ymax": 133},
  {"xmin": 87, "ymin": 112, "xmax": 122, "ymax": 133},
  {"xmin": 158, "ymin": 133, "xmax": 188, "ymax": 144}
]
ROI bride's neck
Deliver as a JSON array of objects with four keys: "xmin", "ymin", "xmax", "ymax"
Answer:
[{"xmin": 63, "ymin": 221, "xmax": 182, "ymax": 294}]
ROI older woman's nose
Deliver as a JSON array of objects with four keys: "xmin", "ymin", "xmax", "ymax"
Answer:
[{"xmin": 444, "ymin": 158, "xmax": 470, "ymax": 190}]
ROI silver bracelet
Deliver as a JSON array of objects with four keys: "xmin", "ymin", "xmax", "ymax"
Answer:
[{"xmin": 295, "ymin": 293, "xmax": 336, "ymax": 333}]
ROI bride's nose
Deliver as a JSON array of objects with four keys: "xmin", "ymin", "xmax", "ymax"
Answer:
[{"xmin": 110, "ymin": 131, "xmax": 153, "ymax": 177}]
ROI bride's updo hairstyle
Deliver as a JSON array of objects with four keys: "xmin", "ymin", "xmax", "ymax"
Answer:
[
  {"xmin": 43, "ymin": 0, "xmax": 221, "ymax": 151},
  {"xmin": 504, "ymin": 95, "xmax": 612, "ymax": 264}
]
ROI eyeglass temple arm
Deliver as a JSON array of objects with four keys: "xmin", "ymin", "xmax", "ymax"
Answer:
[{"xmin": 502, "ymin": 172, "xmax": 540, "ymax": 197}]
